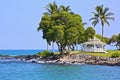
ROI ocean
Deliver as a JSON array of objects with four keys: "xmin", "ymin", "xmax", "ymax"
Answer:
[
  {"xmin": 0, "ymin": 50, "xmax": 120, "ymax": 80},
  {"xmin": 0, "ymin": 50, "xmax": 58, "ymax": 56}
]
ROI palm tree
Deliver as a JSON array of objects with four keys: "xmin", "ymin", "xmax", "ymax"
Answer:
[
  {"xmin": 60, "ymin": 5, "xmax": 71, "ymax": 12},
  {"xmin": 45, "ymin": 2, "xmax": 59, "ymax": 15},
  {"xmin": 45, "ymin": 2, "xmax": 60, "ymax": 52},
  {"xmin": 45, "ymin": 2, "xmax": 72, "ymax": 52},
  {"xmin": 89, "ymin": 5, "xmax": 114, "ymax": 39}
]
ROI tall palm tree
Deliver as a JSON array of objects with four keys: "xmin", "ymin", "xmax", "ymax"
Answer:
[
  {"xmin": 45, "ymin": 2, "xmax": 60, "ymax": 52},
  {"xmin": 45, "ymin": 2, "xmax": 72, "ymax": 52},
  {"xmin": 89, "ymin": 5, "xmax": 114, "ymax": 39}
]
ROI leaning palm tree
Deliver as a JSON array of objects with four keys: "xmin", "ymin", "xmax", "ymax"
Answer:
[{"xmin": 89, "ymin": 5, "xmax": 114, "ymax": 39}]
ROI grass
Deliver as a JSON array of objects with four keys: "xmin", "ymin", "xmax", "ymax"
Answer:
[
  {"xmin": 54, "ymin": 50, "xmax": 81, "ymax": 54},
  {"xmin": 54, "ymin": 52, "xmax": 60, "ymax": 54},
  {"xmin": 107, "ymin": 50, "xmax": 120, "ymax": 54},
  {"xmin": 54, "ymin": 50, "xmax": 120, "ymax": 57},
  {"xmin": 86, "ymin": 52, "xmax": 112, "ymax": 57},
  {"xmin": 70, "ymin": 50, "xmax": 120, "ymax": 57}
]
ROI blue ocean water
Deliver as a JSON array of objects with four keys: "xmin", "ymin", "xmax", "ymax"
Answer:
[
  {"xmin": 0, "ymin": 62, "xmax": 120, "ymax": 80},
  {"xmin": 0, "ymin": 50, "xmax": 58, "ymax": 56},
  {"xmin": 0, "ymin": 50, "xmax": 120, "ymax": 80}
]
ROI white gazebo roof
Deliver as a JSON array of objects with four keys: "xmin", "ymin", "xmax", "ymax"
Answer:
[{"xmin": 83, "ymin": 37, "xmax": 106, "ymax": 45}]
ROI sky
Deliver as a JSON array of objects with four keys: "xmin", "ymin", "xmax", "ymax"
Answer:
[{"xmin": 0, "ymin": 0, "xmax": 120, "ymax": 50}]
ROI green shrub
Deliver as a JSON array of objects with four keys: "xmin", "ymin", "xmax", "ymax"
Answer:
[
  {"xmin": 37, "ymin": 50, "xmax": 50, "ymax": 58},
  {"xmin": 37, "ymin": 52, "xmax": 41, "ymax": 57},
  {"xmin": 50, "ymin": 52, "xmax": 54, "ymax": 56},
  {"xmin": 111, "ymin": 53, "xmax": 120, "ymax": 58}
]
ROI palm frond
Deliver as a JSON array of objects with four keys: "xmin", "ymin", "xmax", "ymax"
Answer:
[
  {"xmin": 95, "ymin": 6, "xmax": 100, "ymax": 15},
  {"xmin": 106, "ymin": 12, "xmax": 114, "ymax": 16},
  {"xmin": 37, "ymin": 26, "xmax": 41, "ymax": 31},
  {"xmin": 45, "ymin": 2, "xmax": 59, "ymax": 14},
  {"xmin": 104, "ymin": 19, "xmax": 110, "ymax": 26},
  {"xmin": 66, "ymin": 6, "xmax": 71, "ymax": 11},
  {"xmin": 82, "ymin": 22, "xmax": 87, "ymax": 25},
  {"xmin": 103, "ymin": 7, "xmax": 109, "ymax": 15},
  {"xmin": 43, "ymin": 12, "xmax": 50, "ymax": 15},
  {"xmin": 91, "ymin": 12, "xmax": 99, "ymax": 17},
  {"xmin": 70, "ymin": 12, "xmax": 74, "ymax": 15},
  {"xmin": 60, "ymin": 5, "xmax": 71, "ymax": 12},
  {"xmin": 100, "ymin": 5, "xmax": 104, "ymax": 15},
  {"xmin": 53, "ymin": 2, "xmax": 58, "ymax": 12},
  {"xmin": 92, "ymin": 19, "xmax": 99, "ymax": 27},
  {"xmin": 45, "ymin": 3, "xmax": 53, "ymax": 14},
  {"xmin": 106, "ymin": 17, "xmax": 115, "ymax": 21},
  {"xmin": 45, "ymin": 7, "xmax": 52, "ymax": 14},
  {"xmin": 89, "ymin": 17, "xmax": 98, "ymax": 21},
  {"xmin": 60, "ymin": 5, "xmax": 65, "ymax": 11}
]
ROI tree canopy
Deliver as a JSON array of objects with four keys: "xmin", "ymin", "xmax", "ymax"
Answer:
[
  {"xmin": 85, "ymin": 27, "xmax": 96, "ymax": 41},
  {"xmin": 38, "ymin": 2, "xmax": 96, "ymax": 54},
  {"xmin": 95, "ymin": 34, "xmax": 110, "ymax": 44},
  {"xmin": 109, "ymin": 33, "xmax": 120, "ymax": 50}
]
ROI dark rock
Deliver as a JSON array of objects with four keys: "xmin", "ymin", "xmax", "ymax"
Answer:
[{"xmin": 1, "ymin": 53, "xmax": 120, "ymax": 66}]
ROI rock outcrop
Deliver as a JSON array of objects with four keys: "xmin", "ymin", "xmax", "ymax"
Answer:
[
  {"xmin": 59, "ymin": 54, "xmax": 120, "ymax": 66},
  {"xmin": 1, "ymin": 54, "xmax": 120, "ymax": 66}
]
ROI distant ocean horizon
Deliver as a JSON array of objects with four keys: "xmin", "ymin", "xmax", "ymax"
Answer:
[
  {"xmin": 0, "ymin": 46, "xmax": 117, "ymax": 56},
  {"xmin": 0, "ymin": 49, "xmax": 58, "ymax": 56}
]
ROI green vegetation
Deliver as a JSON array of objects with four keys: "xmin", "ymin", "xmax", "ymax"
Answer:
[
  {"xmin": 37, "ymin": 2, "xmax": 119, "ymax": 56},
  {"xmin": 50, "ymin": 52, "xmax": 54, "ymax": 56},
  {"xmin": 37, "ymin": 2, "xmax": 95, "ymax": 54},
  {"xmin": 41, "ymin": 50, "xmax": 120, "ymax": 58},
  {"xmin": 96, "ymin": 33, "xmax": 120, "ymax": 50},
  {"xmin": 95, "ymin": 50, "xmax": 120, "ymax": 58},
  {"xmin": 37, "ymin": 50, "xmax": 51, "ymax": 58},
  {"xmin": 95, "ymin": 34, "xmax": 110, "ymax": 44},
  {"xmin": 111, "ymin": 53, "xmax": 120, "ymax": 58},
  {"xmin": 69, "ymin": 50, "xmax": 120, "ymax": 58},
  {"xmin": 90, "ymin": 5, "xmax": 114, "ymax": 39},
  {"xmin": 109, "ymin": 33, "xmax": 120, "ymax": 50},
  {"xmin": 85, "ymin": 27, "xmax": 96, "ymax": 41}
]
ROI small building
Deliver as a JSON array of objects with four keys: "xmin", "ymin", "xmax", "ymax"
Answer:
[{"xmin": 82, "ymin": 37, "xmax": 106, "ymax": 53}]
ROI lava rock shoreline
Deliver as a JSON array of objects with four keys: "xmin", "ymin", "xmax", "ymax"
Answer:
[{"xmin": 1, "ymin": 54, "xmax": 120, "ymax": 66}]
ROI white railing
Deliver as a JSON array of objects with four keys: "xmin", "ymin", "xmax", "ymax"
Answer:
[{"xmin": 83, "ymin": 48, "xmax": 106, "ymax": 52}]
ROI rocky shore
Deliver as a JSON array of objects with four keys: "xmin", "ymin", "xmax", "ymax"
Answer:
[
  {"xmin": 59, "ymin": 54, "xmax": 120, "ymax": 66},
  {"xmin": 1, "ymin": 54, "xmax": 120, "ymax": 66}
]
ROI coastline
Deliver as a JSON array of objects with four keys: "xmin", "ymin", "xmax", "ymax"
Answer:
[{"xmin": 1, "ymin": 54, "xmax": 120, "ymax": 66}]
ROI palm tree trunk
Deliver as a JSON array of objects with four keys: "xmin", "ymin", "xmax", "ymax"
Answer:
[
  {"xmin": 102, "ymin": 26, "xmax": 104, "ymax": 51},
  {"xmin": 76, "ymin": 44, "xmax": 78, "ymax": 50},
  {"xmin": 102, "ymin": 26, "xmax": 104, "ymax": 39},
  {"xmin": 52, "ymin": 42, "xmax": 54, "ymax": 52},
  {"xmin": 76, "ymin": 39, "xmax": 78, "ymax": 50}
]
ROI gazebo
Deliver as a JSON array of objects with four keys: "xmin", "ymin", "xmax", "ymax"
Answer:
[{"xmin": 82, "ymin": 37, "xmax": 106, "ymax": 53}]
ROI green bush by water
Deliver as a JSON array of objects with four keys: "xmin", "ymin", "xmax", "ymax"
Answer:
[
  {"xmin": 50, "ymin": 52, "xmax": 54, "ymax": 56},
  {"xmin": 111, "ymin": 53, "xmax": 120, "ymax": 58},
  {"xmin": 37, "ymin": 50, "xmax": 50, "ymax": 58}
]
